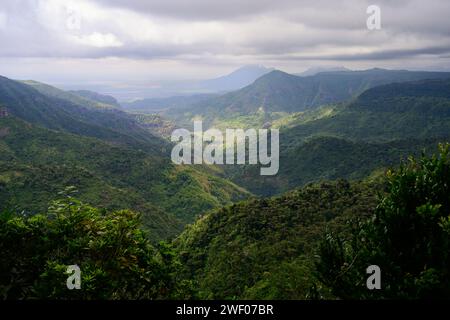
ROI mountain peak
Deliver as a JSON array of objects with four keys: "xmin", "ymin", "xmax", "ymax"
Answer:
[{"xmin": 253, "ymin": 69, "xmax": 297, "ymax": 83}]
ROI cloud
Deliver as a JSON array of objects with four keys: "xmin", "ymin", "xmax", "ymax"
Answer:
[
  {"xmin": 71, "ymin": 32, "xmax": 123, "ymax": 48},
  {"xmin": 0, "ymin": 11, "xmax": 7, "ymax": 29},
  {"xmin": 268, "ymin": 45, "xmax": 450, "ymax": 61},
  {"xmin": 91, "ymin": 0, "xmax": 282, "ymax": 21},
  {"xmin": 0, "ymin": 0, "xmax": 450, "ymax": 88}
]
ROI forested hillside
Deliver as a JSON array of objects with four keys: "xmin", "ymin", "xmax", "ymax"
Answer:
[
  {"xmin": 2, "ymin": 145, "xmax": 449, "ymax": 299},
  {"xmin": 221, "ymin": 78, "xmax": 450, "ymax": 195},
  {"xmin": 1, "ymin": 69, "xmax": 450, "ymax": 300},
  {"xmin": 165, "ymin": 69, "xmax": 450, "ymax": 128},
  {"xmin": 175, "ymin": 179, "xmax": 380, "ymax": 299},
  {"xmin": 0, "ymin": 76, "xmax": 251, "ymax": 241},
  {"xmin": 175, "ymin": 145, "xmax": 450, "ymax": 299}
]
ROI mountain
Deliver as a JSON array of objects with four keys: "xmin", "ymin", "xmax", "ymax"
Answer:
[
  {"xmin": 69, "ymin": 89, "xmax": 120, "ymax": 108},
  {"xmin": 296, "ymin": 66, "xmax": 351, "ymax": 77},
  {"xmin": 121, "ymin": 65, "xmax": 274, "ymax": 113},
  {"xmin": 3, "ymin": 70, "xmax": 450, "ymax": 266},
  {"xmin": 7, "ymin": 77, "xmax": 165, "ymax": 150},
  {"xmin": 198, "ymin": 65, "xmax": 274, "ymax": 92},
  {"xmin": 220, "ymin": 78, "xmax": 450, "ymax": 195},
  {"xmin": 0, "ymin": 75, "xmax": 252, "ymax": 241},
  {"xmin": 69, "ymin": 65, "xmax": 274, "ymax": 101},
  {"xmin": 282, "ymin": 78, "xmax": 450, "ymax": 144},
  {"xmin": 175, "ymin": 145, "xmax": 450, "ymax": 300},
  {"xmin": 166, "ymin": 68, "xmax": 450, "ymax": 128},
  {"xmin": 176, "ymin": 179, "xmax": 380, "ymax": 299},
  {"xmin": 23, "ymin": 81, "xmax": 118, "ymax": 110}
]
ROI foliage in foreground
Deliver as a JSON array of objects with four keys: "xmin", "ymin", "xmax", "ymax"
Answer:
[
  {"xmin": 0, "ymin": 188, "xmax": 191, "ymax": 299},
  {"xmin": 317, "ymin": 144, "xmax": 450, "ymax": 299}
]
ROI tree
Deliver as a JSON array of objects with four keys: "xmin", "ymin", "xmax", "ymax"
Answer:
[
  {"xmin": 0, "ymin": 187, "xmax": 191, "ymax": 299},
  {"xmin": 317, "ymin": 144, "xmax": 450, "ymax": 299}
]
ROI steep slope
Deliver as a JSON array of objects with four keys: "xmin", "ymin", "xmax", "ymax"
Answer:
[
  {"xmin": 0, "ymin": 116, "xmax": 180, "ymax": 241},
  {"xmin": 121, "ymin": 65, "xmax": 273, "ymax": 114},
  {"xmin": 2, "ymin": 76, "xmax": 166, "ymax": 151},
  {"xmin": 283, "ymin": 78, "xmax": 450, "ymax": 145}
]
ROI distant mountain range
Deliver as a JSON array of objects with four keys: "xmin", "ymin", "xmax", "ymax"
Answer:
[
  {"xmin": 165, "ymin": 68, "xmax": 450, "ymax": 128},
  {"xmin": 120, "ymin": 65, "xmax": 274, "ymax": 110}
]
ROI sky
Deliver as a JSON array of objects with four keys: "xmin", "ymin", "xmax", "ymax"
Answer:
[{"xmin": 1, "ymin": 0, "xmax": 450, "ymax": 99}]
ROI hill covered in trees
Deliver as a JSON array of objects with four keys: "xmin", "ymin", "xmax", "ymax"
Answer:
[
  {"xmin": 164, "ymin": 68, "xmax": 450, "ymax": 128},
  {"xmin": 3, "ymin": 145, "xmax": 447, "ymax": 299},
  {"xmin": 175, "ymin": 145, "xmax": 450, "ymax": 299},
  {"xmin": 0, "ymin": 76, "xmax": 251, "ymax": 241},
  {"xmin": 175, "ymin": 179, "xmax": 380, "ymax": 299},
  {"xmin": 221, "ymin": 78, "xmax": 450, "ymax": 195}
]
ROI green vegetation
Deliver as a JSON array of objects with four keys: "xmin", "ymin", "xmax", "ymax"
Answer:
[
  {"xmin": 68, "ymin": 89, "xmax": 121, "ymax": 109},
  {"xmin": 175, "ymin": 179, "xmax": 380, "ymax": 299},
  {"xmin": 0, "ymin": 188, "xmax": 191, "ymax": 299},
  {"xmin": 165, "ymin": 69, "xmax": 450, "ymax": 128},
  {"xmin": 133, "ymin": 113, "xmax": 176, "ymax": 139},
  {"xmin": 2, "ymin": 146, "xmax": 449, "ymax": 299},
  {"xmin": 176, "ymin": 144, "xmax": 450, "ymax": 299},
  {"xmin": 0, "ymin": 75, "xmax": 251, "ymax": 242},
  {"xmin": 23, "ymin": 81, "xmax": 119, "ymax": 110},
  {"xmin": 122, "ymin": 94, "xmax": 217, "ymax": 114},
  {"xmin": 0, "ymin": 116, "xmax": 249, "ymax": 241},
  {"xmin": 221, "ymin": 79, "xmax": 450, "ymax": 196},
  {"xmin": 282, "ymin": 80, "xmax": 450, "ymax": 145},
  {"xmin": 317, "ymin": 144, "xmax": 450, "ymax": 299},
  {"xmin": 2, "ymin": 76, "xmax": 167, "ymax": 150},
  {"xmin": 2, "ymin": 70, "xmax": 450, "ymax": 299}
]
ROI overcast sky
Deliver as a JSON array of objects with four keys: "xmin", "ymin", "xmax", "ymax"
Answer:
[{"xmin": 1, "ymin": 0, "xmax": 450, "ymax": 96}]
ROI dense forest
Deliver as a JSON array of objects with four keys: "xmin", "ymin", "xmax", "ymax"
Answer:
[
  {"xmin": 1, "ymin": 145, "xmax": 449, "ymax": 299},
  {"xmin": 1, "ymin": 69, "xmax": 450, "ymax": 299}
]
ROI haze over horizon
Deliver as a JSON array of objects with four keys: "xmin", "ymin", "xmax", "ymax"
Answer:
[{"xmin": 1, "ymin": 0, "xmax": 450, "ymax": 99}]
